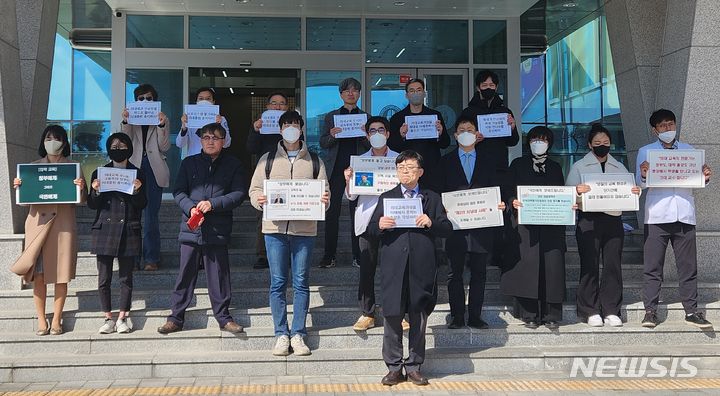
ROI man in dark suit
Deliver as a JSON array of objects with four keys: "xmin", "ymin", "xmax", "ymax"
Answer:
[
  {"xmin": 368, "ymin": 150, "xmax": 453, "ymax": 386},
  {"xmin": 440, "ymin": 115, "xmax": 506, "ymax": 330}
]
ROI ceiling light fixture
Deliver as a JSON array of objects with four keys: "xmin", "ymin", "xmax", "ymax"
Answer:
[
  {"xmin": 211, "ymin": 45, "xmax": 216, "ymax": 49},
  {"xmin": 394, "ymin": 1, "xmax": 406, "ymax": 5},
  {"xmin": 375, "ymin": 77, "xmax": 382, "ymax": 86},
  {"xmin": 245, "ymin": 69, "xmax": 250, "ymax": 72},
  {"xmin": 395, "ymin": 48, "xmax": 405, "ymax": 58},
  {"xmin": 229, "ymin": 87, "xmax": 235, "ymax": 94},
  {"xmin": 222, "ymin": 70, "xmax": 228, "ymax": 77}
]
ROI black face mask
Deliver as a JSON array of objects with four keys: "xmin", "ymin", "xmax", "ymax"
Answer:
[
  {"xmin": 109, "ymin": 148, "xmax": 131, "ymax": 162},
  {"xmin": 480, "ymin": 88, "xmax": 496, "ymax": 100},
  {"xmin": 592, "ymin": 145, "xmax": 611, "ymax": 158}
]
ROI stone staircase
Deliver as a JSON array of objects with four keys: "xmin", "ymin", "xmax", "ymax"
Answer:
[{"xmin": 0, "ymin": 201, "xmax": 719, "ymax": 383}]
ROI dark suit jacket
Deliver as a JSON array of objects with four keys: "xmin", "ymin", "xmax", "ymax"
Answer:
[
  {"xmin": 440, "ymin": 150, "xmax": 500, "ymax": 254},
  {"xmin": 367, "ymin": 185, "xmax": 453, "ymax": 316}
]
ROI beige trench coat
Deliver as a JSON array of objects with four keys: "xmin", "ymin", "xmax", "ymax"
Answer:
[{"xmin": 11, "ymin": 157, "xmax": 87, "ymax": 284}]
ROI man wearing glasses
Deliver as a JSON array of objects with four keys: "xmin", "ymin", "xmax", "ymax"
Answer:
[
  {"xmin": 318, "ymin": 78, "xmax": 370, "ymax": 268},
  {"xmin": 157, "ymin": 123, "xmax": 247, "ymax": 334}
]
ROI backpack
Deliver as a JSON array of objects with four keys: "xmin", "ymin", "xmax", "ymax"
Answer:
[{"xmin": 265, "ymin": 148, "xmax": 320, "ymax": 179}]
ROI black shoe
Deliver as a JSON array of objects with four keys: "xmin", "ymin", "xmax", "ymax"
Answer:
[
  {"xmin": 406, "ymin": 370, "xmax": 429, "ymax": 386},
  {"xmin": 467, "ymin": 318, "xmax": 489, "ymax": 329},
  {"xmin": 253, "ymin": 257, "xmax": 269, "ymax": 269},
  {"xmin": 685, "ymin": 312, "xmax": 713, "ymax": 329},
  {"xmin": 448, "ymin": 320, "xmax": 465, "ymax": 329},
  {"xmin": 544, "ymin": 320, "xmax": 560, "ymax": 330},
  {"xmin": 641, "ymin": 311, "xmax": 659, "ymax": 328},
  {"xmin": 317, "ymin": 256, "xmax": 336, "ymax": 268},
  {"xmin": 523, "ymin": 320, "xmax": 540, "ymax": 329},
  {"xmin": 381, "ymin": 370, "xmax": 406, "ymax": 386}
]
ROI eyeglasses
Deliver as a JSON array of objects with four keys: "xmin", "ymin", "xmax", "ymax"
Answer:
[
  {"xmin": 341, "ymin": 89, "xmax": 360, "ymax": 95},
  {"xmin": 137, "ymin": 96, "xmax": 154, "ymax": 101},
  {"xmin": 407, "ymin": 88, "xmax": 424, "ymax": 94},
  {"xmin": 368, "ymin": 128, "xmax": 386, "ymax": 135},
  {"xmin": 201, "ymin": 136, "xmax": 224, "ymax": 141},
  {"xmin": 397, "ymin": 165, "xmax": 419, "ymax": 172}
]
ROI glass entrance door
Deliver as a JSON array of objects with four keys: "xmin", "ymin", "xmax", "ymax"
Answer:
[{"xmin": 366, "ymin": 68, "xmax": 415, "ymax": 119}]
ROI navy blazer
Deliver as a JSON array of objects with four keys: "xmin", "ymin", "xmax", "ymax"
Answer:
[{"xmin": 440, "ymin": 149, "xmax": 501, "ymax": 254}]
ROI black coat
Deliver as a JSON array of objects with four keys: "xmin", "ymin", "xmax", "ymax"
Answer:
[
  {"xmin": 460, "ymin": 94, "xmax": 520, "ymax": 173},
  {"xmin": 367, "ymin": 185, "xmax": 453, "ymax": 316},
  {"xmin": 245, "ymin": 124, "xmax": 283, "ymax": 157},
  {"xmin": 174, "ymin": 150, "xmax": 248, "ymax": 246},
  {"xmin": 440, "ymin": 149, "xmax": 500, "ymax": 254},
  {"xmin": 388, "ymin": 105, "xmax": 450, "ymax": 192},
  {"xmin": 87, "ymin": 162, "xmax": 147, "ymax": 257},
  {"xmin": 500, "ymin": 155, "xmax": 566, "ymax": 302}
]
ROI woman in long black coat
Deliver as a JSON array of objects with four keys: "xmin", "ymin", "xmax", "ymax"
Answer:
[
  {"xmin": 501, "ymin": 126, "xmax": 568, "ymax": 329},
  {"xmin": 88, "ymin": 132, "xmax": 146, "ymax": 334}
]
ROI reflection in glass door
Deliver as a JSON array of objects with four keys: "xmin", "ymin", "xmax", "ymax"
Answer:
[{"xmin": 366, "ymin": 69, "xmax": 415, "ymax": 119}]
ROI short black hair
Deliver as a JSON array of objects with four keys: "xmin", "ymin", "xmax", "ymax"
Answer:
[
  {"xmin": 38, "ymin": 124, "xmax": 71, "ymax": 158},
  {"xmin": 196, "ymin": 122, "xmax": 227, "ymax": 138},
  {"xmin": 474, "ymin": 70, "xmax": 499, "ymax": 87},
  {"xmin": 278, "ymin": 110, "xmax": 305, "ymax": 128},
  {"xmin": 405, "ymin": 78, "xmax": 425, "ymax": 91},
  {"xmin": 396, "ymin": 150, "xmax": 424, "ymax": 169},
  {"xmin": 339, "ymin": 77, "xmax": 362, "ymax": 93},
  {"xmin": 526, "ymin": 125, "xmax": 554, "ymax": 149},
  {"xmin": 106, "ymin": 132, "xmax": 134, "ymax": 157},
  {"xmin": 588, "ymin": 123, "xmax": 612, "ymax": 144},
  {"xmin": 454, "ymin": 115, "xmax": 478, "ymax": 131},
  {"xmin": 195, "ymin": 86, "xmax": 215, "ymax": 101},
  {"xmin": 365, "ymin": 116, "xmax": 390, "ymax": 133},
  {"xmin": 649, "ymin": 109, "xmax": 676, "ymax": 127},
  {"xmin": 133, "ymin": 83, "xmax": 158, "ymax": 100},
  {"xmin": 267, "ymin": 92, "xmax": 288, "ymax": 104}
]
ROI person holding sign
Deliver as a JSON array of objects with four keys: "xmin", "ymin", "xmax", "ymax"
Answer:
[
  {"xmin": 636, "ymin": 109, "xmax": 713, "ymax": 329},
  {"xmin": 501, "ymin": 126, "xmax": 568, "ymax": 330},
  {"xmin": 319, "ymin": 78, "xmax": 370, "ymax": 269},
  {"xmin": 11, "ymin": 125, "xmax": 87, "ymax": 336},
  {"xmin": 249, "ymin": 111, "xmax": 330, "ymax": 357},
  {"xmin": 87, "ymin": 133, "xmax": 146, "ymax": 334},
  {"xmin": 440, "ymin": 115, "xmax": 506, "ymax": 329},
  {"xmin": 388, "ymin": 78, "xmax": 449, "ymax": 193},
  {"xmin": 367, "ymin": 151, "xmax": 453, "ymax": 386},
  {"xmin": 157, "ymin": 123, "xmax": 247, "ymax": 335},
  {"xmin": 343, "ymin": 116, "xmax": 399, "ymax": 332},
  {"xmin": 177, "ymin": 87, "xmax": 231, "ymax": 157},
  {"xmin": 121, "ymin": 83, "xmax": 170, "ymax": 272},
  {"xmin": 565, "ymin": 124, "xmax": 641, "ymax": 328},
  {"xmin": 246, "ymin": 92, "xmax": 290, "ymax": 269}
]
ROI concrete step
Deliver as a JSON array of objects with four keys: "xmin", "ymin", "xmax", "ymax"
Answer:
[
  {"xmin": 1, "ymin": 301, "xmax": 718, "ymax": 334},
  {"xmin": 1, "ymin": 321, "xmax": 717, "ymax": 357},
  {"xmin": 1, "ymin": 282, "xmax": 718, "ymax": 312}
]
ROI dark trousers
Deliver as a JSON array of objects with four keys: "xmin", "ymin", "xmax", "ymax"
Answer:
[
  {"xmin": 575, "ymin": 213, "xmax": 624, "ymax": 319},
  {"xmin": 141, "ymin": 156, "xmax": 162, "ymax": 264},
  {"xmin": 255, "ymin": 210, "xmax": 266, "ymax": 258},
  {"xmin": 516, "ymin": 297, "xmax": 562, "ymax": 322},
  {"xmin": 97, "ymin": 255, "xmax": 134, "ymax": 312},
  {"xmin": 325, "ymin": 173, "xmax": 360, "ymax": 260},
  {"xmin": 168, "ymin": 243, "xmax": 233, "ymax": 327},
  {"xmin": 357, "ymin": 233, "xmax": 379, "ymax": 316},
  {"xmin": 643, "ymin": 222, "xmax": 698, "ymax": 314},
  {"xmin": 382, "ymin": 263, "xmax": 429, "ymax": 373},
  {"xmin": 447, "ymin": 252, "xmax": 488, "ymax": 323}
]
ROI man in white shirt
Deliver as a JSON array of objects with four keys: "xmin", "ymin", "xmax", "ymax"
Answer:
[
  {"xmin": 177, "ymin": 87, "xmax": 231, "ymax": 157},
  {"xmin": 636, "ymin": 109, "xmax": 713, "ymax": 329},
  {"xmin": 344, "ymin": 116, "xmax": 399, "ymax": 331}
]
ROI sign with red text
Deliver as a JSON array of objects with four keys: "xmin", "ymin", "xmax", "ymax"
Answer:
[
  {"xmin": 263, "ymin": 179, "xmax": 326, "ymax": 221},
  {"xmin": 442, "ymin": 187, "xmax": 503, "ymax": 230},
  {"xmin": 646, "ymin": 149, "xmax": 705, "ymax": 188}
]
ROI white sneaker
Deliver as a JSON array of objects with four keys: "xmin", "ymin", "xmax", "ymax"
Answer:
[
  {"xmin": 604, "ymin": 315, "xmax": 623, "ymax": 327},
  {"xmin": 587, "ymin": 314, "xmax": 604, "ymax": 327},
  {"xmin": 116, "ymin": 317, "xmax": 132, "ymax": 333},
  {"xmin": 98, "ymin": 318, "xmax": 116, "ymax": 334},
  {"xmin": 272, "ymin": 335, "xmax": 290, "ymax": 356},
  {"xmin": 290, "ymin": 334, "xmax": 311, "ymax": 356}
]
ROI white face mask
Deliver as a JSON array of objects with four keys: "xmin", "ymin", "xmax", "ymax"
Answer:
[
  {"xmin": 196, "ymin": 100, "xmax": 214, "ymax": 106},
  {"xmin": 658, "ymin": 130, "xmax": 676, "ymax": 144},
  {"xmin": 456, "ymin": 132, "xmax": 476, "ymax": 147},
  {"xmin": 369, "ymin": 133, "xmax": 387, "ymax": 149},
  {"xmin": 530, "ymin": 140, "xmax": 549, "ymax": 156},
  {"xmin": 44, "ymin": 140, "xmax": 64, "ymax": 156},
  {"xmin": 282, "ymin": 126, "xmax": 301, "ymax": 144}
]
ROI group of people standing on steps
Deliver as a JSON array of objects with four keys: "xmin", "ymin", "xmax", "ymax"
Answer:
[{"xmin": 10, "ymin": 70, "xmax": 713, "ymax": 387}]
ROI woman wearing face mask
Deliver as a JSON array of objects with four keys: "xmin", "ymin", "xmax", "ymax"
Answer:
[
  {"xmin": 343, "ymin": 116, "xmax": 399, "ymax": 331},
  {"xmin": 11, "ymin": 125, "xmax": 87, "ymax": 335},
  {"xmin": 249, "ymin": 111, "xmax": 330, "ymax": 357},
  {"xmin": 565, "ymin": 124, "xmax": 641, "ymax": 328},
  {"xmin": 501, "ymin": 126, "xmax": 569, "ymax": 330},
  {"xmin": 88, "ymin": 133, "xmax": 146, "ymax": 334},
  {"xmin": 177, "ymin": 87, "xmax": 231, "ymax": 157}
]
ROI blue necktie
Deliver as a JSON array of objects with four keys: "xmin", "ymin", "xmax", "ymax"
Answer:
[
  {"xmin": 462, "ymin": 153, "xmax": 473, "ymax": 183},
  {"xmin": 405, "ymin": 189, "xmax": 415, "ymax": 199}
]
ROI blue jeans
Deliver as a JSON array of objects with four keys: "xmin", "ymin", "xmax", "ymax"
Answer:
[
  {"xmin": 264, "ymin": 234, "xmax": 314, "ymax": 337},
  {"xmin": 141, "ymin": 156, "xmax": 162, "ymax": 264}
]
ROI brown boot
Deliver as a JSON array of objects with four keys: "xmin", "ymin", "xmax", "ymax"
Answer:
[{"xmin": 157, "ymin": 321, "xmax": 182, "ymax": 334}]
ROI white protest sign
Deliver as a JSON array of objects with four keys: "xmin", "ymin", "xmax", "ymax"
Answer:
[
  {"xmin": 127, "ymin": 101, "xmax": 161, "ymax": 126},
  {"xmin": 442, "ymin": 187, "xmax": 504, "ymax": 230},
  {"xmin": 646, "ymin": 149, "xmax": 705, "ymax": 188},
  {"xmin": 349, "ymin": 155, "xmax": 399, "ymax": 196},
  {"xmin": 184, "ymin": 104, "xmax": 219, "ymax": 129},
  {"xmin": 477, "ymin": 113, "xmax": 511, "ymax": 138},
  {"xmin": 580, "ymin": 173, "xmax": 639, "ymax": 212},
  {"xmin": 98, "ymin": 167, "xmax": 138, "ymax": 195},
  {"xmin": 383, "ymin": 198, "xmax": 423, "ymax": 228},
  {"xmin": 405, "ymin": 115, "xmax": 438, "ymax": 140},
  {"xmin": 263, "ymin": 179, "xmax": 326, "ymax": 221},
  {"xmin": 333, "ymin": 114, "xmax": 368, "ymax": 138},
  {"xmin": 260, "ymin": 110, "xmax": 284, "ymax": 134}
]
